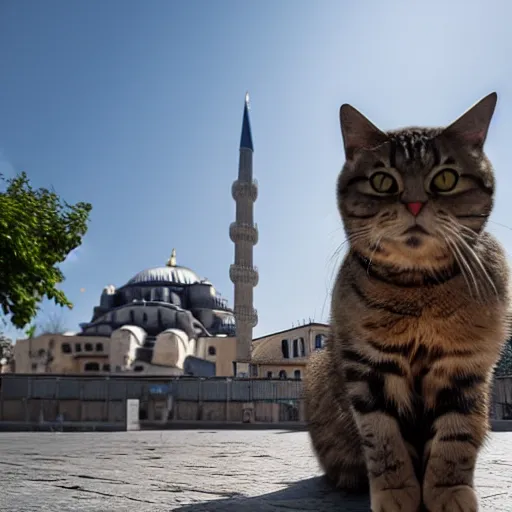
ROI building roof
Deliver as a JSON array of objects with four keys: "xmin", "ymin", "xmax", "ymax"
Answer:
[{"xmin": 252, "ymin": 322, "xmax": 329, "ymax": 342}]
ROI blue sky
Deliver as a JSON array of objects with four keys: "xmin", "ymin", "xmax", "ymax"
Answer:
[{"xmin": 1, "ymin": 0, "xmax": 512, "ymax": 339}]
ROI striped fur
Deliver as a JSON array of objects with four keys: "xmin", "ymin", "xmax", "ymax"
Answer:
[{"xmin": 305, "ymin": 93, "xmax": 510, "ymax": 512}]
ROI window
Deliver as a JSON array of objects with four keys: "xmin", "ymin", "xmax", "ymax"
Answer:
[
  {"xmin": 75, "ymin": 343, "xmax": 82, "ymax": 353},
  {"xmin": 38, "ymin": 348, "xmax": 45, "ymax": 357},
  {"xmin": 208, "ymin": 346, "xmax": 216, "ymax": 356},
  {"xmin": 31, "ymin": 363, "xmax": 37, "ymax": 371},
  {"xmin": 142, "ymin": 312, "xmax": 148, "ymax": 324},
  {"xmin": 281, "ymin": 339, "xmax": 289, "ymax": 359},
  {"xmin": 294, "ymin": 370, "xmax": 301, "ymax": 380},
  {"xmin": 96, "ymin": 343, "xmax": 104, "ymax": 352},
  {"xmin": 279, "ymin": 370, "xmax": 287, "ymax": 379},
  {"xmin": 315, "ymin": 334, "xmax": 326, "ymax": 350},
  {"xmin": 84, "ymin": 362, "xmax": 100, "ymax": 372},
  {"xmin": 134, "ymin": 365, "xmax": 144, "ymax": 372},
  {"xmin": 85, "ymin": 343, "xmax": 93, "ymax": 352},
  {"xmin": 266, "ymin": 371, "xmax": 273, "ymax": 379},
  {"xmin": 102, "ymin": 363, "xmax": 111, "ymax": 372},
  {"xmin": 115, "ymin": 365, "xmax": 121, "ymax": 372},
  {"xmin": 299, "ymin": 338, "xmax": 305, "ymax": 357},
  {"xmin": 292, "ymin": 339, "xmax": 299, "ymax": 358},
  {"xmin": 61, "ymin": 343, "xmax": 72, "ymax": 354}
]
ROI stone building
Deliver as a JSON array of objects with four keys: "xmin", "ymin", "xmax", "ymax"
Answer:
[
  {"xmin": 250, "ymin": 322, "xmax": 329, "ymax": 379},
  {"xmin": 14, "ymin": 250, "xmax": 239, "ymax": 376}
]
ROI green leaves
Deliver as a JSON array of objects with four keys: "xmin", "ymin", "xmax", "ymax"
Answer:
[{"xmin": 0, "ymin": 172, "xmax": 92, "ymax": 328}]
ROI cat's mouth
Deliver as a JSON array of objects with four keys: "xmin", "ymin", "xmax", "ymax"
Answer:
[{"xmin": 403, "ymin": 225, "xmax": 429, "ymax": 236}]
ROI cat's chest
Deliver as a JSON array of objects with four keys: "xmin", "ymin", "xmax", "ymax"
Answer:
[{"xmin": 356, "ymin": 285, "xmax": 501, "ymax": 352}]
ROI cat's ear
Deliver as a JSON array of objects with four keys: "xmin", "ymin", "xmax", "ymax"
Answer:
[
  {"xmin": 339, "ymin": 104, "xmax": 388, "ymax": 160},
  {"xmin": 444, "ymin": 92, "xmax": 497, "ymax": 147}
]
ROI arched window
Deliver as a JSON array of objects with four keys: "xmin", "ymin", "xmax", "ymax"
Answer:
[
  {"xmin": 208, "ymin": 346, "xmax": 216, "ymax": 356},
  {"xmin": 292, "ymin": 339, "xmax": 299, "ymax": 358},
  {"xmin": 281, "ymin": 339, "xmax": 289, "ymax": 359},
  {"xmin": 294, "ymin": 369, "xmax": 301, "ymax": 380},
  {"xmin": 279, "ymin": 370, "xmax": 287, "ymax": 379},
  {"xmin": 266, "ymin": 371, "xmax": 273, "ymax": 378},
  {"xmin": 84, "ymin": 362, "xmax": 100, "ymax": 372},
  {"xmin": 315, "ymin": 334, "xmax": 326, "ymax": 350},
  {"xmin": 299, "ymin": 338, "xmax": 305, "ymax": 357}
]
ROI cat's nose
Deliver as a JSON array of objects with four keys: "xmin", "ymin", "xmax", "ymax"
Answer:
[{"xmin": 406, "ymin": 202, "xmax": 424, "ymax": 216}]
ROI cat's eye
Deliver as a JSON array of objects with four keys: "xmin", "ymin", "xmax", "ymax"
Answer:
[
  {"xmin": 430, "ymin": 168, "xmax": 459, "ymax": 193},
  {"xmin": 369, "ymin": 172, "xmax": 399, "ymax": 194}
]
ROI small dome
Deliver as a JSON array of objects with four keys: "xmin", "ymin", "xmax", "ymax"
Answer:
[{"xmin": 127, "ymin": 266, "xmax": 201, "ymax": 286}]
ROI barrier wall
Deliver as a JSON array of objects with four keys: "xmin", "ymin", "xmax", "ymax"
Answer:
[{"xmin": 0, "ymin": 374, "xmax": 304, "ymax": 428}]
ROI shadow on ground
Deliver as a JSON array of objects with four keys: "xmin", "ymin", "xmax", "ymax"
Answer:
[{"xmin": 174, "ymin": 476, "xmax": 370, "ymax": 512}]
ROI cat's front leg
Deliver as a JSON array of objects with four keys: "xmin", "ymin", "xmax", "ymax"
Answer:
[
  {"xmin": 354, "ymin": 412, "xmax": 421, "ymax": 512},
  {"xmin": 347, "ymin": 368, "xmax": 421, "ymax": 512},
  {"xmin": 422, "ymin": 377, "xmax": 488, "ymax": 512}
]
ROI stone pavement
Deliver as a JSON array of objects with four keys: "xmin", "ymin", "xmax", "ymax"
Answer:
[{"xmin": 1, "ymin": 429, "xmax": 511, "ymax": 511}]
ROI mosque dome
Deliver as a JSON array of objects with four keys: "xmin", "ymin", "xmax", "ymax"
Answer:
[
  {"xmin": 80, "ymin": 248, "xmax": 236, "ymax": 339},
  {"xmin": 127, "ymin": 266, "xmax": 201, "ymax": 286},
  {"xmin": 126, "ymin": 248, "xmax": 201, "ymax": 286}
]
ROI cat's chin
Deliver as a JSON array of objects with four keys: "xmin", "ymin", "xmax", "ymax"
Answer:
[{"xmin": 369, "ymin": 237, "xmax": 452, "ymax": 269}]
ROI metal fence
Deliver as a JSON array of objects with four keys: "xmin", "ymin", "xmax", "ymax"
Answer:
[{"xmin": 0, "ymin": 374, "xmax": 303, "ymax": 402}]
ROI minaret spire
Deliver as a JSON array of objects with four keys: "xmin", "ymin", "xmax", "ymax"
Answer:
[
  {"xmin": 240, "ymin": 92, "xmax": 253, "ymax": 151},
  {"xmin": 230, "ymin": 92, "xmax": 259, "ymax": 377}
]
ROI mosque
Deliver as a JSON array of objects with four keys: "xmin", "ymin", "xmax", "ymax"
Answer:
[{"xmin": 13, "ymin": 95, "xmax": 329, "ymax": 378}]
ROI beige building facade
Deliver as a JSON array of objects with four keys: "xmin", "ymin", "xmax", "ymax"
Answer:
[{"xmin": 251, "ymin": 322, "xmax": 329, "ymax": 379}]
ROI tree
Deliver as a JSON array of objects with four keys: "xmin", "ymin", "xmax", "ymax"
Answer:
[
  {"xmin": 495, "ymin": 338, "xmax": 512, "ymax": 377},
  {"xmin": 0, "ymin": 172, "xmax": 92, "ymax": 329},
  {"xmin": 38, "ymin": 311, "xmax": 69, "ymax": 335},
  {"xmin": 0, "ymin": 333, "xmax": 13, "ymax": 368}
]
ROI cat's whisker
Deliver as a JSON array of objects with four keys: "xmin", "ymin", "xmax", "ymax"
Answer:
[
  {"xmin": 441, "ymin": 233, "xmax": 479, "ymax": 301},
  {"xmin": 438, "ymin": 222, "xmax": 497, "ymax": 300}
]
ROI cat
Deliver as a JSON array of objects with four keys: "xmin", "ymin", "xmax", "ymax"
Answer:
[{"xmin": 304, "ymin": 92, "xmax": 510, "ymax": 512}]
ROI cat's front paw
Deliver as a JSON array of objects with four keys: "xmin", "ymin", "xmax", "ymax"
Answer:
[
  {"xmin": 370, "ymin": 482, "xmax": 421, "ymax": 512},
  {"xmin": 423, "ymin": 484, "xmax": 478, "ymax": 512}
]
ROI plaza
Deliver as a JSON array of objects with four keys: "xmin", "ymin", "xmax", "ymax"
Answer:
[{"xmin": 2, "ymin": 430, "xmax": 511, "ymax": 511}]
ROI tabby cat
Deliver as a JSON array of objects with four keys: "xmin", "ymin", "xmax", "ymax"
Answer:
[{"xmin": 304, "ymin": 92, "xmax": 510, "ymax": 512}]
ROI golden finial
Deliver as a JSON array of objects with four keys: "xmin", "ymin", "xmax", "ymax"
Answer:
[{"xmin": 166, "ymin": 248, "xmax": 177, "ymax": 267}]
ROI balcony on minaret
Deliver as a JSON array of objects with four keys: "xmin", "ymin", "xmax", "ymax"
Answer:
[
  {"xmin": 229, "ymin": 264, "xmax": 259, "ymax": 287},
  {"xmin": 229, "ymin": 222, "xmax": 258, "ymax": 245},
  {"xmin": 231, "ymin": 179, "xmax": 258, "ymax": 203},
  {"xmin": 234, "ymin": 305, "xmax": 258, "ymax": 327}
]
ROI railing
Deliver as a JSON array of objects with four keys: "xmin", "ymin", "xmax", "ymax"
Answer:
[
  {"xmin": 231, "ymin": 179, "xmax": 258, "ymax": 202},
  {"xmin": 229, "ymin": 222, "xmax": 258, "ymax": 245},
  {"xmin": 229, "ymin": 264, "xmax": 259, "ymax": 287}
]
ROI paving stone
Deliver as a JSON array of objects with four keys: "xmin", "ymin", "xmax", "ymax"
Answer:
[{"xmin": 0, "ymin": 430, "xmax": 511, "ymax": 511}]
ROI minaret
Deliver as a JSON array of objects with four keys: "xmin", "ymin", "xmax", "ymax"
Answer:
[{"xmin": 229, "ymin": 93, "xmax": 259, "ymax": 377}]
